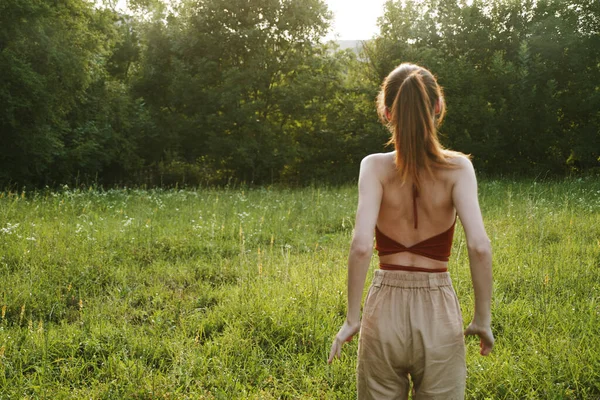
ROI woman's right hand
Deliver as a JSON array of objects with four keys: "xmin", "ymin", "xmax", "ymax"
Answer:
[
  {"xmin": 464, "ymin": 321, "xmax": 494, "ymax": 356},
  {"xmin": 327, "ymin": 320, "xmax": 361, "ymax": 364}
]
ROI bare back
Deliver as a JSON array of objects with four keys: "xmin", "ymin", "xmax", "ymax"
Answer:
[{"xmin": 374, "ymin": 152, "xmax": 461, "ymax": 270}]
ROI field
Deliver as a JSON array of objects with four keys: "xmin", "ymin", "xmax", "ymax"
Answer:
[{"xmin": 0, "ymin": 179, "xmax": 599, "ymax": 399}]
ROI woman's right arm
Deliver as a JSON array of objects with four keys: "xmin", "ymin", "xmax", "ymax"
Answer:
[
  {"xmin": 452, "ymin": 157, "xmax": 494, "ymax": 355},
  {"xmin": 328, "ymin": 154, "xmax": 383, "ymax": 364}
]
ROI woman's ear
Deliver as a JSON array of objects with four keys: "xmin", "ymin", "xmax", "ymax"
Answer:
[
  {"xmin": 435, "ymin": 97, "xmax": 443, "ymax": 115},
  {"xmin": 385, "ymin": 108, "xmax": 391, "ymax": 121}
]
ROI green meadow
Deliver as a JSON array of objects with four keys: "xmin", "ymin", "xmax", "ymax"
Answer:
[{"xmin": 0, "ymin": 179, "xmax": 599, "ymax": 399}]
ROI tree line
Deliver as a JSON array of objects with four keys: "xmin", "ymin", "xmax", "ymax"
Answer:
[{"xmin": 1, "ymin": 0, "xmax": 598, "ymax": 187}]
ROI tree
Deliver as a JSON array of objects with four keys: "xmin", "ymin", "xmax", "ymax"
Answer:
[
  {"xmin": 0, "ymin": 0, "xmax": 146, "ymax": 186},
  {"xmin": 363, "ymin": 0, "xmax": 599, "ymax": 175}
]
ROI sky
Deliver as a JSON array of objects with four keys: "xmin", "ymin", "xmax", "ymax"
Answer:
[
  {"xmin": 323, "ymin": 0, "xmax": 387, "ymax": 41},
  {"xmin": 103, "ymin": 0, "xmax": 386, "ymax": 41}
]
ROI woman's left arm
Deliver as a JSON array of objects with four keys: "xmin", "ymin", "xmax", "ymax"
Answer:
[{"xmin": 328, "ymin": 155, "xmax": 383, "ymax": 363}]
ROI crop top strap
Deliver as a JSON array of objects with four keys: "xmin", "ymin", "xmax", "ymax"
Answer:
[{"xmin": 413, "ymin": 184, "xmax": 419, "ymax": 229}]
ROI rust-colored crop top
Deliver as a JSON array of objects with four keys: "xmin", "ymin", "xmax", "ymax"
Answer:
[{"xmin": 375, "ymin": 185, "xmax": 456, "ymax": 262}]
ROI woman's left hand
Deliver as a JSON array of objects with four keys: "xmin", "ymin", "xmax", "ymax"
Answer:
[{"xmin": 327, "ymin": 320, "xmax": 360, "ymax": 363}]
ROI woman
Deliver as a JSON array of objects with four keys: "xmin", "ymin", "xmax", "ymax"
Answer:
[{"xmin": 327, "ymin": 63, "xmax": 494, "ymax": 399}]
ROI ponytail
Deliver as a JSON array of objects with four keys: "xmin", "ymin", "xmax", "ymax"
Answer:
[
  {"xmin": 389, "ymin": 72, "xmax": 435, "ymax": 189},
  {"xmin": 378, "ymin": 63, "xmax": 464, "ymax": 189}
]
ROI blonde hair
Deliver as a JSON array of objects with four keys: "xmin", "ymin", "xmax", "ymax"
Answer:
[{"xmin": 376, "ymin": 63, "xmax": 467, "ymax": 189}]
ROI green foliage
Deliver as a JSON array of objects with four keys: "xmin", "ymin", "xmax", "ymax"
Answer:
[
  {"xmin": 0, "ymin": 0, "xmax": 149, "ymax": 187},
  {"xmin": 132, "ymin": 0, "xmax": 370, "ymax": 184},
  {"xmin": 367, "ymin": 0, "xmax": 600, "ymax": 175},
  {"xmin": 0, "ymin": 0, "xmax": 598, "ymax": 187}
]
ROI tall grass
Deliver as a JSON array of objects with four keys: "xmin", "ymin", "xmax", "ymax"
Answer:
[{"xmin": 0, "ymin": 179, "xmax": 598, "ymax": 398}]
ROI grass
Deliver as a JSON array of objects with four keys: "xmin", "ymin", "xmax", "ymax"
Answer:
[{"xmin": 0, "ymin": 178, "xmax": 598, "ymax": 399}]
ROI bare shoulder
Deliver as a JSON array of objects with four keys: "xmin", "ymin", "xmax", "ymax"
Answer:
[
  {"xmin": 442, "ymin": 151, "xmax": 472, "ymax": 168},
  {"xmin": 443, "ymin": 153, "xmax": 475, "ymax": 179},
  {"xmin": 360, "ymin": 152, "xmax": 394, "ymax": 175},
  {"xmin": 361, "ymin": 152, "xmax": 393, "ymax": 165}
]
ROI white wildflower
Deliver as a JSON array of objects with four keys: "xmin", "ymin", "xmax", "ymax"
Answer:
[{"xmin": 1, "ymin": 223, "xmax": 20, "ymax": 235}]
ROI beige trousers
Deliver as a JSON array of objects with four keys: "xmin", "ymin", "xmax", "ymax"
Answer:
[{"xmin": 357, "ymin": 269, "xmax": 466, "ymax": 400}]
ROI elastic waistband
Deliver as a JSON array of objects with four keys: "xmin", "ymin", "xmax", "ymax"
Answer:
[
  {"xmin": 379, "ymin": 263, "xmax": 448, "ymax": 273},
  {"xmin": 372, "ymin": 269, "xmax": 452, "ymax": 289}
]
